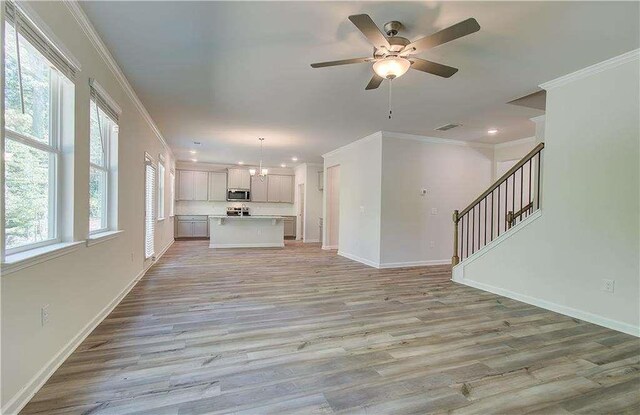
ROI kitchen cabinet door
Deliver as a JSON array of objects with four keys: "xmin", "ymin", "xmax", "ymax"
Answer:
[
  {"xmin": 228, "ymin": 168, "xmax": 250, "ymax": 190},
  {"xmin": 251, "ymin": 175, "xmax": 268, "ymax": 202},
  {"xmin": 284, "ymin": 217, "xmax": 296, "ymax": 237},
  {"xmin": 193, "ymin": 171, "xmax": 209, "ymax": 201},
  {"xmin": 177, "ymin": 170, "xmax": 194, "ymax": 200},
  {"xmin": 208, "ymin": 172, "xmax": 227, "ymax": 201},
  {"xmin": 192, "ymin": 221, "xmax": 209, "ymax": 237},
  {"xmin": 176, "ymin": 221, "xmax": 193, "ymax": 237},
  {"xmin": 279, "ymin": 175, "xmax": 294, "ymax": 203},
  {"xmin": 267, "ymin": 175, "xmax": 281, "ymax": 202}
]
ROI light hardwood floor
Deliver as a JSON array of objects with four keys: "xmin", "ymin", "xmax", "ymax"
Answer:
[{"xmin": 22, "ymin": 241, "xmax": 640, "ymax": 414}]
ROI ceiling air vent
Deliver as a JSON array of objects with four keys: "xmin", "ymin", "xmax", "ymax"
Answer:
[{"xmin": 435, "ymin": 123, "xmax": 461, "ymax": 131}]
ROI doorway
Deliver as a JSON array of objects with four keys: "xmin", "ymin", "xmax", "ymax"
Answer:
[
  {"xmin": 298, "ymin": 183, "xmax": 305, "ymax": 240},
  {"xmin": 326, "ymin": 165, "xmax": 340, "ymax": 249}
]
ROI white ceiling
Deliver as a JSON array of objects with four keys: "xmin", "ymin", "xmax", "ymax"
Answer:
[{"xmin": 81, "ymin": 1, "xmax": 639, "ymax": 166}]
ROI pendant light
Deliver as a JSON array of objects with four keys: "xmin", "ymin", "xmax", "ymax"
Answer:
[{"xmin": 249, "ymin": 137, "xmax": 268, "ymax": 181}]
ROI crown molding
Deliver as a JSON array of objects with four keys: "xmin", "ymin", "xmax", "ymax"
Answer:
[
  {"xmin": 381, "ymin": 131, "xmax": 495, "ymax": 149},
  {"xmin": 494, "ymin": 136, "xmax": 535, "ymax": 150},
  {"xmin": 540, "ymin": 48, "xmax": 639, "ymax": 91},
  {"xmin": 322, "ymin": 131, "xmax": 382, "ymax": 158},
  {"xmin": 62, "ymin": 0, "xmax": 173, "ymax": 157}
]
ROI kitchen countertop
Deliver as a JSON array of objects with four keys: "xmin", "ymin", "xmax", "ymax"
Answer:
[{"xmin": 208, "ymin": 215, "xmax": 286, "ymax": 219}]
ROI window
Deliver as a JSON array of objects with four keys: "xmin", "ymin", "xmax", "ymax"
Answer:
[
  {"xmin": 144, "ymin": 156, "xmax": 156, "ymax": 259},
  {"xmin": 88, "ymin": 81, "xmax": 119, "ymax": 234},
  {"xmin": 157, "ymin": 157, "xmax": 165, "ymax": 220},
  {"xmin": 169, "ymin": 169, "xmax": 175, "ymax": 217},
  {"xmin": 3, "ymin": 13, "xmax": 75, "ymax": 255}
]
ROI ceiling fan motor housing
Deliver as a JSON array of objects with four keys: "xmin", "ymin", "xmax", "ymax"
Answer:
[{"xmin": 384, "ymin": 21, "xmax": 403, "ymax": 37}]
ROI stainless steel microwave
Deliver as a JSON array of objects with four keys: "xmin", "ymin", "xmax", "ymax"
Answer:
[{"xmin": 227, "ymin": 189, "xmax": 250, "ymax": 201}]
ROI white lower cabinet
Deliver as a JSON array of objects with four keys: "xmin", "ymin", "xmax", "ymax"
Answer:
[
  {"xmin": 283, "ymin": 216, "xmax": 296, "ymax": 238},
  {"xmin": 176, "ymin": 216, "xmax": 209, "ymax": 238}
]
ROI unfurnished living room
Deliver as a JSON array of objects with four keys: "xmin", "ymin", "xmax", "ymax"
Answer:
[{"xmin": 1, "ymin": 1, "xmax": 639, "ymax": 414}]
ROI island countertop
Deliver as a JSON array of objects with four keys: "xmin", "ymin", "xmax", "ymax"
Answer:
[{"xmin": 208, "ymin": 215, "xmax": 284, "ymax": 219}]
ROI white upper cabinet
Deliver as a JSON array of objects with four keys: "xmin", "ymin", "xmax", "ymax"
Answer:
[
  {"xmin": 251, "ymin": 175, "xmax": 268, "ymax": 202},
  {"xmin": 193, "ymin": 171, "xmax": 209, "ymax": 200},
  {"xmin": 267, "ymin": 175, "xmax": 294, "ymax": 203},
  {"xmin": 177, "ymin": 170, "xmax": 208, "ymax": 201},
  {"xmin": 227, "ymin": 168, "xmax": 250, "ymax": 190},
  {"xmin": 177, "ymin": 170, "xmax": 194, "ymax": 200},
  {"xmin": 279, "ymin": 175, "xmax": 293, "ymax": 203},
  {"xmin": 208, "ymin": 172, "xmax": 227, "ymax": 201}
]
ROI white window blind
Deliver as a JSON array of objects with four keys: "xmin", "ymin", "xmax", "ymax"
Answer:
[
  {"xmin": 157, "ymin": 161, "xmax": 165, "ymax": 220},
  {"xmin": 169, "ymin": 170, "xmax": 175, "ymax": 217},
  {"xmin": 4, "ymin": 1, "xmax": 77, "ymax": 80},
  {"xmin": 145, "ymin": 159, "xmax": 156, "ymax": 259},
  {"xmin": 89, "ymin": 79, "xmax": 120, "ymax": 122}
]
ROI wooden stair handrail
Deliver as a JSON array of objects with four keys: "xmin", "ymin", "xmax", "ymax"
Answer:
[{"xmin": 457, "ymin": 142, "xmax": 545, "ymax": 220}]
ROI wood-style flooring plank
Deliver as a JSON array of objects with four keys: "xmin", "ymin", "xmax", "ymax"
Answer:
[{"xmin": 20, "ymin": 241, "xmax": 640, "ymax": 414}]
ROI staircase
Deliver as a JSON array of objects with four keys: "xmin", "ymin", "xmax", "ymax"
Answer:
[{"xmin": 452, "ymin": 142, "xmax": 545, "ymax": 265}]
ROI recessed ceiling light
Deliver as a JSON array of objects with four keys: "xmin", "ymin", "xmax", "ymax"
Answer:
[
  {"xmin": 191, "ymin": 159, "xmax": 197, "ymax": 162},
  {"xmin": 487, "ymin": 129, "xmax": 498, "ymax": 134},
  {"xmin": 189, "ymin": 150, "xmax": 197, "ymax": 154},
  {"xmin": 281, "ymin": 163, "xmax": 286, "ymax": 168},
  {"xmin": 238, "ymin": 161, "xmax": 244, "ymax": 165},
  {"xmin": 291, "ymin": 157, "xmax": 298, "ymax": 162}
]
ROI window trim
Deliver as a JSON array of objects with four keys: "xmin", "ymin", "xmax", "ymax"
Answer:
[
  {"xmin": 3, "ymin": 68, "xmax": 62, "ymax": 256},
  {"xmin": 169, "ymin": 169, "xmax": 175, "ymax": 217},
  {"xmin": 88, "ymin": 96, "xmax": 119, "ymax": 236}
]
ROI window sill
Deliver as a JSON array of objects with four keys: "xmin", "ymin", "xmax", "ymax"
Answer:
[
  {"xmin": 2, "ymin": 241, "xmax": 84, "ymax": 276},
  {"xmin": 86, "ymin": 230, "xmax": 124, "ymax": 247}
]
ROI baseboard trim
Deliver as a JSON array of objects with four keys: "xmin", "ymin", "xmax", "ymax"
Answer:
[
  {"xmin": 322, "ymin": 245, "xmax": 337, "ymax": 250},
  {"xmin": 455, "ymin": 276, "xmax": 640, "ymax": 337},
  {"xmin": 303, "ymin": 239, "xmax": 320, "ymax": 243},
  {"xmin": 338, "ymin": 251, "xmax": 379, "ymax": 268},
  {"xmin": 2, "ymin": 240, "xmax": 175, "ymax": 415},
  {"xmin": 209, "ymin": 242, "xmax": 284, "ymax": 249},
  {"xmin": 378, "ymin": 259, "xmax": 450, "ymax": 269}
]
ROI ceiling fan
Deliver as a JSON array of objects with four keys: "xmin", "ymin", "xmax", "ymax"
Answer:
[{"xmin": 311, "ymin": 14, "xmax": 480, "ymax": 90}]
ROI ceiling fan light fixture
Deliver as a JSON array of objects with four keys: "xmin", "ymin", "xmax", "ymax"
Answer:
[{"xmin": 373, "ymin": 56, "xmax": 411, "ymax": 80}]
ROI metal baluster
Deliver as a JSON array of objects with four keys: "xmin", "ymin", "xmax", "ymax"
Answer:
[
  {"xmin": 491, "ymin": 190, "xmax": 494, "ymax": 242},
  {"xmin": 519, "ymin": 166, "xmax": 524, "ymax": 225},
  {"xmin": 472, "ymin": 206, "xmax": 475, "ymax": 254},
  {"xmin": 484, "ymin": 197, "xmax": 487, "ymax": 247},
  {"xmin": 536, "ymin": 151, "xmax": 541, "ymax": 209},
  {"xmin": 461, "ymin": 215, "xmax": 465, "ymax": 260},
  {"xmin": 528, "ymin": 158, "xmax": 533, "ymax": 216},
  {"xmin": 504, "ymin": 177, "xmax": 508, "ymax": 230},
  {"xmin": 497, "ymin": 184, "xmax": 501, "ymax": 237},
  {"xmin": 466, "ymin": 211, "xmax": 469, "ymax": 259}
]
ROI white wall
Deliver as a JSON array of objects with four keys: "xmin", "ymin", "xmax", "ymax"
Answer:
[
  {"xmin": 455, "ymin": 51, "xmax": 640, "ymax": 336},
  {"xmin": 1, "ymin": 2, "xmax": 175, "ymax": 411},
  {"xmin": 323, "ymin": 133, "xmax": 382, "ymax": 265},
  {"xmin": 380, "ymin": 134, "xmax": 494, "ymax": 267},
  {"xmin": 493, "ymin": 136, "xmax": 537, "ymax": 181}
]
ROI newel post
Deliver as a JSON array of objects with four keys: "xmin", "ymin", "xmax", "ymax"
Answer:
[{"xmin": 452, "ymin": 210, "xmax": 460, "ymax": 266}]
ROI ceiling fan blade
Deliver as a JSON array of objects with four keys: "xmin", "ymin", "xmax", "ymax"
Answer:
[
  {"xmin": 404, "ymin": 18, "xmax": 480, "ymax": 53},
  {"xmin": 348, "ymin": 14, "xmax": 391, "ymax": 50},
  {"xmin": 365, "ymin": 74, "xmax": 384, "ymax": 90},
  {"xmin": 410, "ymin": 58, "xmax": 458, "ymax": 78},
  {"xmin": 310, "ymin": 57, "xmax": 372, "ymax": 68}
]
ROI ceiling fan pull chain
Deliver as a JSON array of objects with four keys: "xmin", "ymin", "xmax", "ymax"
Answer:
[{"xmin": 388, "ymin": 78, "xmax": 393, "ymax": 119}]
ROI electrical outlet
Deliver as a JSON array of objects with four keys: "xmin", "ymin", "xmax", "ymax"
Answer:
[
  {"xmin": 431, "ymin": 208, "xmax": 438, "ymax": 215},
  {"xmin": 429, "ymin": 241, "xmax": 435, "ymax": 248},
  {"xmin": 41, "ymin": 304, "xmax": 50, "ymax": 326},
  {"xmin": 602, "ymin": 279, "xmax": 615, "ymax": 293}
]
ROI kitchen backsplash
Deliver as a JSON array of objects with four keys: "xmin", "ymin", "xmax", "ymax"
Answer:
[{"xmin": 176, "ymin": 201, "xmax": 296, "ymax": 216}]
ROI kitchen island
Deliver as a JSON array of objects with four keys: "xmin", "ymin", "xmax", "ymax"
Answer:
[{"xmin": 208, "ymin": 215, "xmax": 285, "ymax": 248}]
